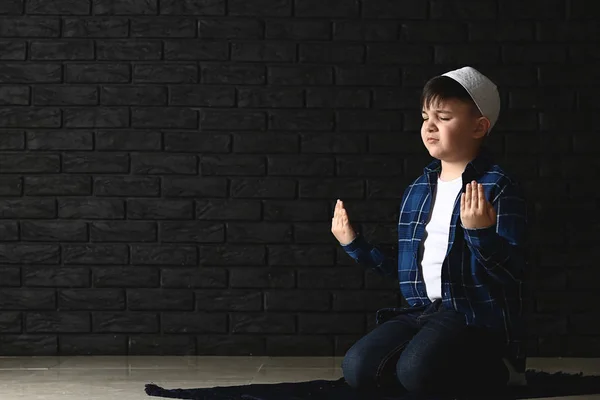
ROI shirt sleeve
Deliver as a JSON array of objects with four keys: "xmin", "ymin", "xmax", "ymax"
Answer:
[{"xmin": 461, "ymin": 182, "xmax": 528, "ymax": 285}]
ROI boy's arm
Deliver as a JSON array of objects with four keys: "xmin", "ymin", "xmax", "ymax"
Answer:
[
  {"xmin": 341, "ymin": 233, "xmax": 397, "ymax": 278},
  {"xmin": 461, "ymin": 182, "xmax": 527, "ymax": 284}
]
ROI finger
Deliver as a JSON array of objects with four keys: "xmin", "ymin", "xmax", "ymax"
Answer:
[
  {"xmin": 465, "ymin": 183, "xmax": 471, "ymax": 206},
  {"xmin": 460, "ymin": 192, "xmax": 465, "ymax": 212},
  {"xmin": 478, "ymin": 183, "xmax": 485, "ymax": 210},
  {"xmin": 471, "ymin": 181, "xmax": 478, "ymax": 209}
]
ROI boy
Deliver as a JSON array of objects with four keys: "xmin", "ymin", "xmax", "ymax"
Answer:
[{"xmin": 331, "ymin": 66, "xmax": 528, "ymax": 395}]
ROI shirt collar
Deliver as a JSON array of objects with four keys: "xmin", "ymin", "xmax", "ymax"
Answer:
[{"xmin": 423, "ymin": 146, "xmax": 493, "ymax": 181}]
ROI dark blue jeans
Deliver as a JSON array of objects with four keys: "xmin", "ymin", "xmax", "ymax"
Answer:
[{"xmin": 341, "ymin": 300, "xmax": 509, "ymax": 395}]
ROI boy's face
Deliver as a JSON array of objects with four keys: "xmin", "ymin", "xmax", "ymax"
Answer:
[{"xmin": 421, "ymin": 97, "xmax": 488, "ymax": 162}]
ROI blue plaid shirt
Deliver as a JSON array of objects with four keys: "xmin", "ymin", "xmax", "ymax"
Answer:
[{"xmin": 342, "ymin": 149, "xmax": 527, "ymax": 363}]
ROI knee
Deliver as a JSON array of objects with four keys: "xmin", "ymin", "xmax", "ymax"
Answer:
[
  {"xmin": 395, "ymin": 354, "xmax": 432, "ymax": 394},
  {"xmin": 341, "ymin": 347, "xmax": 376, "ymax": 390}
]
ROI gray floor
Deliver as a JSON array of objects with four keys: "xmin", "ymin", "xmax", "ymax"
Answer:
[{"xmin": 0, "ymin": 356, "xmax": 599, "ymax": 399}]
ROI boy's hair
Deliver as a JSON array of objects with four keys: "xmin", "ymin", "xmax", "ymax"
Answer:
[{"xmin": 420, "ymin": 76, "xmax": 482, "ymax": 118}]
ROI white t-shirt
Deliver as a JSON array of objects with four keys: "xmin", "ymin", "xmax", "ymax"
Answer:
[{"xmin": 420, "ymin": 175, "xmax": 463, "ymax": 301}]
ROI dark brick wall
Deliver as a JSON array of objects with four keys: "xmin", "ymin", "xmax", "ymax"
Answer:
[{"xmin": 0, "ymin": 0, "xmax": 598, "ymax": 356}]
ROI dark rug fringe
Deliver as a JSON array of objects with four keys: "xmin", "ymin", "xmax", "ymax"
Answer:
[{"xmin": 145, "ymin": 369, "xmax": 600, "ymax": 400}]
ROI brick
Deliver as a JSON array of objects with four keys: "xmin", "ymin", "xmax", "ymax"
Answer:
[
  {"xmin": 162, "ymin": 313, "xmax": 226, "ymax": 333},
  {"xmin": 60, "ymin": 334, "xmax": 126, "ymax": 355},
  {"xmin": 132, "ymin": 107, "xmax": 198, "ymax": 128},
  {"xmin": 262, "ymin": 200, "xmax": 328, "ymax": 222},
  {"xmin": 298, "ymin": 313, "xmax": 364, "ymax": 334},
  {"xmin": 509, "ymin": 88, "xmax": 576, "ymax": 109},
  {"xmin": 96, "ymin": 40, "xmax": 161, "ymax": 60},
  {"xmin": 164, "ymin": 40, "xmax": 227, "ymax": 61},
  {"xmin": 267, "ymin": 245, "xmax": 334, "ymax": 266},
  {"xmin": 228, "ymin": 0, "xmax": 291, "ymax": 16},
  {"xmin": 30, "ymin": 40, "xmax": 93, "ymax": 60},
  {"xmin": 23, "ymin": 266, "xmax": 90, "ymax": 287},
  {"xmin": 160, "ymin": 267, "xmax": 227, "ymax": 288},
  {"xmin": 33, "ymin": 86, "xmax": 97, "ymax": 106},
  {"xmin": 26, "ymin": 0, "xmax": 90, "ymax": 14},
  {"xmin": 298, "ymin": 268, "xmax": 364, "ymax": 289},
  {"xmin": 93, "ymin": 0, "xmax": 157, "ymax": 15},
  {"xmin": 267, "ymin": 156, "xmax": 332, "ymax": 176},
  {"xmin": 131, "ymin": 18, "xmax": 196, "ymax": 37},
  {"xmin": 571, "ymin": 312, "xmax": 600, "ymax": 335},
  {"xmin": 337, "ymin": 155, "xmax": 404, "ymax": 176},
  {"xmin": 0, "ymin": 107, "xmax": 60, "ymax": 128},
  {"xmin": 63, "ymin": 17, "xmax": 128, "ymax": 37},
  {"xmin": 200, "ymin": 19, "xmax": 263, "ymax": 39},
  {"xmin": 21, "ymin": 221, "xmax": 87, "ymax": 242},
  {"xmin": 127, "ymin": 289, "xmax": 194, "ymax": 310},
  {"xmin": 238, "ymin": 88, "xmax": 301, "ymax": 108},
  {"xmin": 308, "ymin": 88, "xmax": 370, "ymax": 110},
  {"xmin": 0, "ymin": 40, "xmax": 25, "ymax": 60},
  {"xmin": 300, "ymin": 132, "xmax": 365, "ymax": 153},
  {"xmin": 100, "ymin": 85, "xmax": 166, "ymax": 106},
  {"xmin": 231, "ymin": 42, "xmax": 295, "ymax": 62},
  {"xmin": 400, "ymin": 21, "xmax": 466, "ymax": 42},
  {"xmin": 162, "ymin": 176, "xmax": 226, "ymax": 198},
  {"xmin": 134, "ymin": 63, "xmax": 198, "ymax": 84},
  {"xmin": 196, "ymin": 335, "xmax": 265, "ymax": 355},
  {"xmin": 468, "ymin": 22, "xmax": 534, "ymax": 42},
  {"xmin": 0, "ymin": 0, "xmax": 23, "ymax": 14},
  {"xmin": 201, "ymin": 63, "xmax": 265, "ymax": 84},
  {"xmin": 267, "ymin": 336, "xmax": 333, "ymax": 356},
  {"xmin": 90, "ymin": 221, "xmax": 156, "ymax": 242},
  {"xmin": 267, "ymin": 20, "xmax": 330, "ymax": 40},
  {"xmin": 27, "ymin": 131, "xmax": 90, "ymax": 150},
  {"xmin": 265, "ymin": 290, "xmax": 330, "ymax": 311},
  {"xmin": 362, "ymin": 0, "xmax": 426, "ymax": 18},
  {"xmin": 194, "ymin": 289, "xmax": 261, "ymax": 311},
  {"xmin": 268, "ymin": 110, "xmax": 332, "ymax": 131},
  {"xmin": 231, "ymin": 313, "xmax": 294, "ymax": 333},
  {"xmin": 62, "ymin": 244, "xmax": 128, "ymax": 265},
  {"xmin": 332, "ymin": 291, "xmax": 397, "ymax": 311},
  {"xmin": 62, "ymin": 153, "xmax": 129, "ymax": 173},
  {"xmin": 160, "ymin": 221, "xmax": 224, "ymax": 242},
  {"xmin": 0, "ymin": 267, "xmax": 20, "ymax": 286},
  {"xmin": 372, "ymin": 43, "xmax": 434, "ymax": 64},
  {"xmin": 161, "ymin": 0, "xmax": 224, "ymax": 15},
  {"xmin": 502, "ymin": 44, "xmax": 566, "ymax": 63},
  {"xmin": 132, "ymin": 245, "xmax": 197, "ymax": 265},
  {"xmin": 25, "ymin": 312, "xmax": 89, "ymax": 333},
  {"xmin": 58, "ymin": 289, "xmax": 123, "ymax": 310},
  {"xmin": 0, "ymin": 63, "xmax": 62, "ymax": 84},
  {"xmin": 196, "ymin": 199, "xmax": 261, "ymax": 220},
  {"xmin": 96, "ymin": 130, "xmax": 161, "ymax": 150},
  {"xmin": 499, "ymin": 0, "xmax": 564, "ymax": 19},
  {"xmin": 129, "ymin": 335, "xmax": 196, "ymax": 355},
  {"xmin": 63, "ymin": 107, "xmax": 129, "ymax": 128},
  {"xmin": 0, "ymin": 221, "xmax": 18, "ymax": 241},
  {"xmin": 341, "ymin": 110, "xmax": 403, "ymax": 131},
  {"xmin": 0, "ymin": 312, "xmax": 21, "ymax": 333},
  {"xmin": 0, "ymin": 289, "xmax": 55, "ymax": 309},
  {"xmin": 200, "ymin": 110, "xmax": 265, "ymax": 130},
  {"xmin": 232, "ymin": 133, "xmax": 298, "ymax": 153},
  {"xmin": 333, "ymin": 21, "xmax": 396, "ymax": 41},
  {"xmin": 131, "ymin": 154, "xmax": 196, "ymax": 174},
  {"xmin": 92, "ymin": 266, "xmax": 159, "ymax": 288},
  {"xmin": 0, "ymin": 131, "xmax": 24, "ymax": 150},
  {"xmin": 226, "ymin": 221, "xmax": 291, "ymax": 243},
  {"xmin": 58, "ymin": 198, "xmax": 124, "ymax": 219},
  {"xmin": 198, "ymin": 155, "xmax": 264, "ymax": 176},
  {"xmin": 0, "ymin": 154, "xmax": 59, "ymax": 173},
  {"xmin": 92, "ymin": 312, "xmax": 158, "ymax": 333},
  {"xmin": 0, "ymin": 17, "xmax": 59, "ymax": 37},
  {"xmin": 434, "ymin": 44, "xmax": 499, "ymax": 64},
  {"xmin": 169, "ymin": 85, "xmax": 233, "ymax": 106},
  {"xmin": 229, "ymin": 267, "xmax": 294, "ymax": 288},
  {"xmin": 336, "ymin": 66, "xmax": 399, "ymax": 86},
  {"xmin": 299, "ymin": 0, "xmax": 359, "ymax": 16},
  {"xmin": 65, "ymin": 63, "xmax": 129, "ymax": 83},
  {"xmin": 229, "ymin": 178, "xmax": 295, "ymax": 198},
  {"xmin": 0, "ymin": 335, "xmax": 57, "ymax": 355},
  {"xmin": 94, "ymin": 176, "xmax": 160, "ymax": 197},
  {"xmin": 536, "ymin": 21, "xmax": 599, "ymax": 42},
  {"xmin": 164, "ymin": 132, "xmax": 229, "ymax": 153},
  {"xmin": 299, "ymin": 43, "xmax": 363, "ymax": 64},
  {"xmin": 127, "ymin": 199, "xmax": 193, "ymax": 219},
  {"xmin": 0, "ymin": 199, "xmax": 54, "ymax": 218},
  {"xmin": 431, "ymin": 0, "xmax": 496, "ymax": 19},
  {"xmin": 297, "ymin": 178, "xmax": 363, "ymax": 199},
  {"xmin": 198, "ymin": 244, "xmax": 265, "ymax": 265},
  {"xmin": 268, "ymin": 65, "xmax": 331, "ymax": 85}
]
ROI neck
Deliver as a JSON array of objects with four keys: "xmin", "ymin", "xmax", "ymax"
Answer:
[{"xmin": 439, "ymin": 159, "xmax": 469, "ymax": 181}]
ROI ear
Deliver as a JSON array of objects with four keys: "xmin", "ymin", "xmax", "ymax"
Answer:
[{"xmin": 473, "ymin": 116, "xmax": 490, "ymax": 139}]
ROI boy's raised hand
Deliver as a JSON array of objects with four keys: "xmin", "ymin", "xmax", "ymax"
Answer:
[
  {"xmin": 460, "ymin": 181, "xmax": 497, "ymax": 229},
  {"xmin": 331, "ymin": 199, "xmax": 357, "ymax": 245}
]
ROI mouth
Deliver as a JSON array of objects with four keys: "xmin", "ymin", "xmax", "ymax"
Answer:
[{"xmin": 426, "ymin": 138, "xmax": 439, "ymax": 143}]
